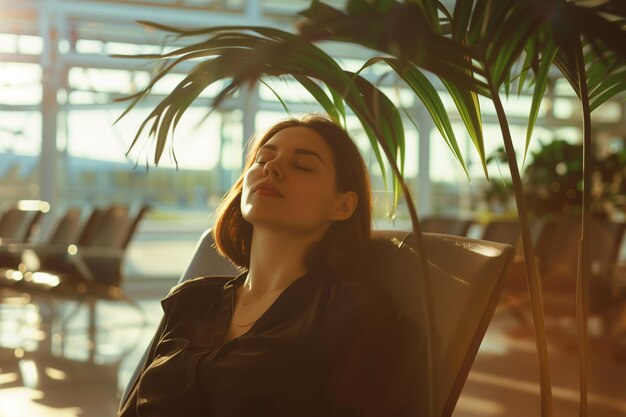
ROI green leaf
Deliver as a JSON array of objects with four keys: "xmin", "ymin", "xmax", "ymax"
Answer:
[
  {"xmin": 379, "ymin": 58, "xmax": 469, "ymax": 178},
  {"xmin": 554, "ymin": 49, "xmax": 580, "ymax": 99},
  {"xmin": 347, "ymin": 0, "xmax": 372, "ymax": 16},
  {"xmin": 292, "ymin": 75, "xmax": 340, "ymax": 123},
  {"xmin": 452, "ymin": 0, "xmax": 474, "ymax": 41},
  {"xmin": 295, "ymin": 1, "xmax": 490, "ymax": 95},
  {"xmin": 155, "ymin": 107, "xmax": 175, "ymax": 164},
  {"xmin": 328, "ymin": 86, "xmax": 347, "ymax": 128},
  {"xmin": 588, "ymin": 68, "xmax": 625, "ymax": 99},
  {"xmin": 516, "ymin": 37, "xmax": 538, "ymax": 96},
  {"xmin": 488, "ymin": 17, "xmax": 536, "ymax": 87},
  {"xmin": 467, "ymin": 0, "xmax": 489, "ymax": 44},
  {"xmin": 135, "ymin": 21, "xmax": 294, "ymax": 40},
  {"xmin": 436, "ymin": 0, "xmax": 453, "ymax": 23},
  {"xmin": 348, "ymin": 72, "xmax": 406, "ymax": 211},
  {"xmin": 567, "ymin": 4, "xmax": 626, "ymax": 62},
  {"xmin": 590, "ymin": 80, "xmax": 626, "ymax": 112},
  {"xmin": 263, "ymin": 78, "xmax": 294, "ymax": 116},
  {"xmin": 116, "ymin": 23, "xmax": 411, "ymax": 205},
  {"xmin": 412, "ymin": 0, "xmax": 440, "ymax": 32},
  {"xmin": 441, "ymin": 79, "xmax": 486, "ymax": 179},
  {"xmin": 524, "ymin": 40, "xmax": 558, "ymax": 165},
  {"xmin": 298, "ymin": 0, "xmax": 345, "ymax": 22},
  {"xmin": 585, "ymin": 53, "xmax": 619, "ymax": 88}
]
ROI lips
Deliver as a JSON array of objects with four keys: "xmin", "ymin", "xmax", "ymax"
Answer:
[{"xmin": 252, "ymin": 182, "xmax": 284, "ymax": 197}]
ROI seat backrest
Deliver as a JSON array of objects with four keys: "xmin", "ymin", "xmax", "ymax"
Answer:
[
  {"xmin": 46, "ymin": 207, "xmax": 83, "ymax": 246},
  {"xmin": 421, "ymin": 216, "xmax": 473, "ymax": 236},
  {"xmin": 120, "ymin": 228, "xmax": 514, "ymax": 416},
  {"xmin": 0, "ymin": 208, "xmax": 27, "ymax": 239},
  {"xmin": 179, "ymin": 228, "xmax": 241, "ymax": 279},
  {"xmin": 534, "ymin": 216, "xmax": 625, "ymax": 284},
  {"xmin": 0, "ymin": 201, "xmax": 48, "ymax": 242},
  {"xmin": 84, "ymin": 204, "xmax": 131, "ymax": 248},
  {"xmin": 79, "ymin": 203, "xmax": 148, "ymax": 249},
  {"xmin": 120, "ymin": 205, "xmax": 151, "ymax": 249},
  {"xmin": 77, "ymin": 208, "xmax": 105, "ymax": 246},
  {"xmin": 481, "ymin": 220, "xmax": 520, "ymax": 246},
  {"xmin": 35, "ymin": 208, "xmax": 106, "ymax": 273},
  {"xmin": 588, "ymin": 219, "xmax": 626, "ymax": 280},
  {"xmin": 365, "ymin": 230, "xmax": 514, "ymax": 417},
  {"xmin": 81, "ymin": 204, "xmax": 150, "ymax": 287}
]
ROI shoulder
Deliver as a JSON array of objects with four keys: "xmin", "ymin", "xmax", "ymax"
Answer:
[
  {"xmin": 160, "ymin": 275, "xmax": 238, "ymax": 315},
  {"xmin": 165, "ymin": 275, "xmax": 234, "ymax": 299}
]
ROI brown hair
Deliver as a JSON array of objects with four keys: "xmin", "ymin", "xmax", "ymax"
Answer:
[{"xmin": 212, "ymin": 115, "xmax": 372, "ymax": 281}]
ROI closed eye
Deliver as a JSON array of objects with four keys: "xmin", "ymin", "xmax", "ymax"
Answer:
[
  {"xmin": 254, "ymin": 157, "xmax": 267, "ymax": 164},
  {"xmin": 294, "ymin": 165, "xmax": 314, "ymax": 172}
]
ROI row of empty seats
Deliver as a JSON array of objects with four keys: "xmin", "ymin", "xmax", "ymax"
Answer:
[
  {"xmin": 0, "ymin": 202, "xmax": 149, "ymax": 362},
  {"xmin": 421, "ymin": 216, "xmax": 625, "ymax": 284},
  {"xmin": 421, "ymin": 215, "xmax": 626, "ymax": 326},
  {"xmin": 0, "ymin": 202, "xmax": 149, "ymax": 295}
]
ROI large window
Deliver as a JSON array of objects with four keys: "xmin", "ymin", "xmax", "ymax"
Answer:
[{"xmin": 1, "ymin": 1, "xmax": 623, "ymax": 280}]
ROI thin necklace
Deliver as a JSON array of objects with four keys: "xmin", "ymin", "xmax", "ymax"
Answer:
[
  {"xmin": 232, "ymin": 296, "xmax": 257, "ymax": 327},
  {"xmin": 231, "ymin": 281, "xmax": 292, "ymax": 327},
  {"xmin": 240, "ymin": 281, "xmax": 292, "ymax": 306}
]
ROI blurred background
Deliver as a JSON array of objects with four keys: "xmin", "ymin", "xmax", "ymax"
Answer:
[{"xmin": 0, "ymin": 0, "xmax": 625, "ymax": 416}]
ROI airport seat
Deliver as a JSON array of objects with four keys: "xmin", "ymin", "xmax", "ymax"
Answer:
[
  {"xmin": 0, "ymin": 206, "xmax": 83, "ymax": 270},
  {"xmin": 481, "ymin": 219, "xmax": 520, "ymax": 246},
  {"xmin": 420, "ymin": 216, "xmax": 473, "ymax": 236},
  {"xmin": 0, "ymin": 203, "xmax": 149, "ymax": 362},
  {"xmin": 120, "ymin": 229, "xmax": 514, "ymax": 417},
  {"xmin": 0, "ymin": 200, "xmax": 49, "ymax": 244},
  {"xmin": 501, "ymin": 216, "xmax": 626, "ymax": 333}
]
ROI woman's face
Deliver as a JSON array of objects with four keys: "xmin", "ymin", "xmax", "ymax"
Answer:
[{"xmin": 241, "ymin": 126, "xmax": 355, "ymax": 236}]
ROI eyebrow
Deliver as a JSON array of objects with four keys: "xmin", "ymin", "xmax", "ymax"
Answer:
[{"xmin": 259, "ymin": 144, "xmax": 326, "ymax": 165}]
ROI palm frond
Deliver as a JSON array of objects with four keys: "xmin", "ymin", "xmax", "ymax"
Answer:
[
  {"xmin": 292, "ymin": 75, "xmax": 340, "ymax": 123},
  {"xmin": 365, "ymin": 57, "xmax": 470, "ymax": 178},
  {"xmin": 525, "ymin": 39, "xmax": 558, "ymax": 165},
  {"xmin": 298, "ymin": 0, "xmax": 489, "ymax": 95},
  {"xmin": 117, "ymin": 24, "xmax": 408, "ymax": 199},
  {"xmin": 442, "ymin": 78, "xmax": 485, "ymax": 178}
]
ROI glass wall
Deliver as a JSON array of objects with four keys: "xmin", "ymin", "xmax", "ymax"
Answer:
[{"xmin": 1, "ymin": 0, "xmax": 624, "ymax": 269}]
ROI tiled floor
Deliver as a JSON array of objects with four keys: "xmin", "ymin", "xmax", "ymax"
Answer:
[{"xmin": 1, "ymin": 288, "xmax": 625, "ymax": 417}]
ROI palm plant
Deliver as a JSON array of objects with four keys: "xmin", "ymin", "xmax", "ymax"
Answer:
[{"xmin": 117, "ymin": 1, "xmax": 626, "ymax": 415}]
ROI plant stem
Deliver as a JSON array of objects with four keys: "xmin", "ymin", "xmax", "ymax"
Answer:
[
  {"xmin": 573, "ymin": 36, "xmax": 591, "ymax": 417},
  {"xmin": 376, "ymin": 136, "xmax": 435, "ymax": 416},
  {"xmin": 489, "ymin": 82, "xmax": 554, "ymax": 417}
]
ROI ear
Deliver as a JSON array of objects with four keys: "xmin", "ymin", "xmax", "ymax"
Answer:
[{"xmin": 329, "ymin": 191, "xmax": 358, "ymax": 221}]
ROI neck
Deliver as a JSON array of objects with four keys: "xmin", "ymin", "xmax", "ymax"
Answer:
[{"xmin": 244, "ymin": 226, "xmax": 325, "ymax": 295}]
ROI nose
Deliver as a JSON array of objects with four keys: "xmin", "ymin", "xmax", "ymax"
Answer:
[{"xmin": 263, "ymin": 158, "xmax": 282, "ymax": 179}]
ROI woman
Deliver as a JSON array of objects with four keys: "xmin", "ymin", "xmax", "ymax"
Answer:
[{"xmin": 118, "ymin": 115, "xmax": 403, "ymax": 417}]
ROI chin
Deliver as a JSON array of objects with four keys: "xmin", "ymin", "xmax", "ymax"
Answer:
[{"xmin": 252, "ymin": 221, "xmax": 330, "ymax": 238}]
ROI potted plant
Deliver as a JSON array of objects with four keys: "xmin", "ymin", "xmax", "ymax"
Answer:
[{"xmin": 117, "ymin": 1, "xmax": 626, "ymax": 415}]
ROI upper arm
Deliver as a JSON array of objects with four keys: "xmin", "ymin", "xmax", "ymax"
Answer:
[{"xmin": 118, "ymin": 317, "xmax": 166, "ymax": 416}]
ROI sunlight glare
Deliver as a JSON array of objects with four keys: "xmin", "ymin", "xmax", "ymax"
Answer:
[{"xmin": 456, "ymin": 395, "xmax": 504, "ymax": 415}]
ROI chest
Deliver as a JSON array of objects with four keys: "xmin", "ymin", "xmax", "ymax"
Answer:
[
  {"xmin": 223, "ymin": 295, "xmax": 277, "ymax": 343},
  {"xmin": 224, "ymin": 306, "xmax": 270, "ymax": 343}
]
